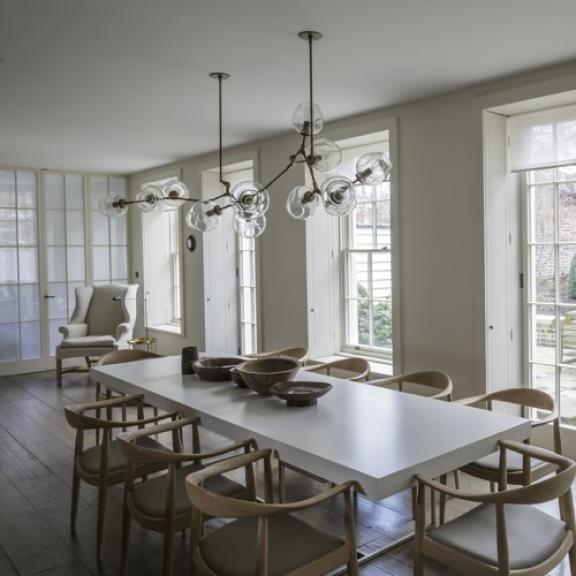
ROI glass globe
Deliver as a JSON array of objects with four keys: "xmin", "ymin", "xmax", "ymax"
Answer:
[
  {"xmin": 305, "ymin": 138, "xmax": 342, "ymax": 173},
  {"xmin": 321, "ymin": 176, "xmax": 356, "ymax": 217},
  {"xmin": 136, "ymin": 185, "xmax": 163, "ymax": 213},
  {"xmin": 163, "ymin": 179, "xmax": 190, "ymax": 208},
  {"xmin": 286, "ymin": 186, "xmax": 319, "ymax": 220},
  {"xmin": 231, "ymin": 181, "xmax": 270, "ymax": 219},
  {"xmin": 97, "ymin": 194, "xmax": 127, "ymax": 217},
  {"xmin": 185, "ymin": 201, "xmax": 221, "ymax": 232},
  {"xmin": 292, "ymin": 101, "xmax": 324, "ymax": 135},
  {"xmin": 355, "ymin": 152, "xmax": 393, "ymax": 185},
  {"xmin": 234, "ymin": 214, "xmax": 266, "ymax": 238}
]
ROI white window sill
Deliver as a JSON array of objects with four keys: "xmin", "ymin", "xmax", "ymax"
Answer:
[
  {"xmin": 148, "ymin": 324, "xmax": 182, "ymax": 336},
  {"xmin": 310, "ymin": 353, "xmax": 393, "ymax": 378}
]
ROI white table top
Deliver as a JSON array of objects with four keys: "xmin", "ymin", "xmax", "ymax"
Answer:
[{"xmin": 92, "ymin": 356, "xmax": 531, "ymax": 499}]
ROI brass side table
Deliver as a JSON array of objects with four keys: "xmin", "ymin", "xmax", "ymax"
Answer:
[{"xmin": 128, "ymin": 336, "xmax": 158, "ymax": 352}]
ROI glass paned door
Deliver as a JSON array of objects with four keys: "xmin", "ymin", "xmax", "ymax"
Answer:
[
  {"xmin": 0, "ymin": 171, "xmax": 41, "ymax": 362},
  {"xmin": 44, "ymin": 173, "xmax": 86, "ymax": 355},
  {"xmin": 527, "ymin": 167, "xmax": 576, "ymax": 426}
]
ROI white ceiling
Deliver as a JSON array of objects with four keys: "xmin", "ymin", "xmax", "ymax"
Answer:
[{"xmin": 2, "ymin": 0, "xmax": 576, "ymax": 174}]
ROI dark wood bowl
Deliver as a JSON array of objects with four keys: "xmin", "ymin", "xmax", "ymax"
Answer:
[
  {"xmin": 270, "ymin": 380, "xmax": 333, "ymax": 406},
  {"xmin": 229, "ymin": 366, "xmax": 248, "ymax": 388},
  {"xmin": 193, "ymin": 357, "xmax": 245, "ymax": 382},
  {"xmin": 236, "ymin": 357, "xmax": 299, "ymax": 396}
]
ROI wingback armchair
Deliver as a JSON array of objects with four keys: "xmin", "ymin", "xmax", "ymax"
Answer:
[{"xmin": 56, "ymin": 284, "xmax": 138, "ymax": 386}]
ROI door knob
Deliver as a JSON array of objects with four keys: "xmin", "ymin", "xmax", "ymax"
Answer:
[{"xmin": 44, "ymin": 295, "xmax": 55, "ymax": 299}]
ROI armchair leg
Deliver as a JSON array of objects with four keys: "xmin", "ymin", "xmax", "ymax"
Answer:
[
  {"xmin": 96, "ymin": 481, "xmax": 108, "ymax": 563},
  {"xmin": 163, "ymin": 524, "xmax": 175, "ymax": 576},
  {"xmin": 120, "ymin": 496, "xmax": 131, "ymax": 576},
  {"xmin": 70, "ymin": 467, "xmax": 80, "ymax": 533},
  {"xmin": 278, "ymin": 460, "xmax": 285, "ymax": 503},
  {"xmin": 56, "ymin": 357, "xmax": 63, "ymax": 387}
]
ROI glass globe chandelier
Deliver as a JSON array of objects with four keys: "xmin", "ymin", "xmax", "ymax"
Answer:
[{"xmin": 96, "ymin": 31, "xmax": 392, "ymax": 238}]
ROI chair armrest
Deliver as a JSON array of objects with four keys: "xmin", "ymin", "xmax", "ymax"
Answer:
[
  {"xmin": 531, "ymin": 413, "xmax": 559, "ymax": 428},
  {"xmin": 367, "ymin": 376, "xmax": 401, "ymax": 388},
  {"xmin": 454, "ymin": 393, "xmax": 488, "ymax": 406},
  {"xmin": 70, "ymin": 394, "xmax": 145, "ymax": 414},
  {"xmin": 115, "ymin": 322, "xmax": 132, "ymax": 341},
  {"xmin": 189, "ymin": 438, "xmax": 258, "ymax": 462},
  {"xmin": 108, "ymin": 410, "xmax": 180, "ymax": 429},
  {"xmin": 59, "ymin": 323, "xmax": 88, "ymax": 339}
]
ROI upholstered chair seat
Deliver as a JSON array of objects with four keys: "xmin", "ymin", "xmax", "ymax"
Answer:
[
  {"xmin": 56, "ymin": 284, "xmax": 138, "ymax": 385},
  {"xmin": 199, "ymin": 514, "xmax": 344, "ymax": 576}
]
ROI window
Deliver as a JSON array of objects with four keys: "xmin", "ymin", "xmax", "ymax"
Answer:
[
  {"xmin": 526, "ymin": 166, "xmax": 576, "ymax": 425},
  {"xmin": 339, "ymin": 138, "xmax": 393, "ymax": 362},
  {"xmin": 141, "ymin": 177, "xmax": 183, "ymax": 333},
  {"xmin": 238, "ymin": 233, "xmax": 257, "ymax": 355}
]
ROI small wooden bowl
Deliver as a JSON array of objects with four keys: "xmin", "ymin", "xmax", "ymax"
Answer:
[
  {"xmin": 193, "ymin": 357, "xmax": 244, "ymax": 382},
  {"xmin": 229, "ymin": 366, "xmax": 248, "ymax": 388},
  {"xmin": 236, "ymin": 357, "xmax": 299, "ymax": 396},
  {"xmin": 270, "ymin": 381, "xmax": 333, "ymax": 407}
]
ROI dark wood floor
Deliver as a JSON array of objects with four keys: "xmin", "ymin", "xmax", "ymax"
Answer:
[{"xmin": 0, "ymin": 370, "xmax": 571, "ymax": 575}]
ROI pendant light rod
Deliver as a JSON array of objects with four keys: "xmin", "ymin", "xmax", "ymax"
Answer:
[{"xmin": 209, "ymin": 72, "xmax": 231, "ymax": 192}]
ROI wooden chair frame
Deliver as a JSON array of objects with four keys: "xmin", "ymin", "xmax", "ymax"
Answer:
[
  {"xmin": 368, "ymin": 370, "xmax": 453, "ymax": 400},
  {"xmin": 458, "ymin": 388, "xmax": 562, "ymax": 487},
  {"xmin": 248, "ymin": 347, "xmax": 309, "ymax": 362},
  {"xmin": 117, "ymin": 418, "xmax": 257, "ymax": 576},
  {"xmin": 304, "ymin": 357, "xmax": 371, "ymax": 382},
  {"xmin": 414, "ymin": 440, "xmax": 576, "ymax": 576},
  {"xmin": 185, "ymin": 448, "xmax": 363, "ymax": 576},
  {"xmin": 64, "ymin": 394, "xmax": 178, "ymax": 562}
]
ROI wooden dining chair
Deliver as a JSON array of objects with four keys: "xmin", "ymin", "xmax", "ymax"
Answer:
[
  {"xmin": 94, "ymin": 349, "xmax": 162, "ymax": 443},
  {"xmin": 414, "ymin": 440, "xmax": 576, "ymax": 576},
  {"xmin": 368, "ymin": 370, "xmax": 453, "ymax": 400},
  {"xmin": 303, "ymin": 357, "xmax": 371, "ymax": 381},
  {"xmin": 457, "ymin": 388, "xmax": 562, "ymax": 488},
  {"xmin": 64, "ymin": 394, "xmax": 179, "ymax": 562},
  {"xmin": 117, "ymin": 418, "xmax": 257, "ymax": 576},
  {"xmin": 185, "ymin": 448, "xmax": 362, "ymax": 576},
  {"xmin": 248, "ymin": 346, "xmax": 309, "ymax": 362}
]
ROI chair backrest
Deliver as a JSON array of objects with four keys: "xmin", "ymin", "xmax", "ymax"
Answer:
[
  {"xmin": 308, "ymin": 357, "xmax": 371, "ymax": 381},
  {"xmin": 99, "ymin": 349, "xmax": 161, "ymax": 366},
  {"xmin": 369, "ymin": 370, "xmax": 453, "ymax": 400},
  {"xmin": 84, "ymin": 284, "xmax": 138, "ymax": 336},
  {"xmin": 250, "ymin": 347, "xmax": 308, "ymax": 362}
]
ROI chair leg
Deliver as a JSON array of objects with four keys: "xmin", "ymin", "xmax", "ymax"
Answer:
[
  {"xmin": 490, "ymin": 481, "xmax": 496, "ymax": 493},
  {"xmin": 411, "ymin": 485, "xmax": 417, "ymax": 519},
  {"xmin": 439, "ymin": 475, "xmax": 447, "ymax": 525},
  {"xmin": 163, "ymin": 525, "xmax": 175, "ymax": 576},
  {"xmin": 278, "ymin": 460, "xmax": 285, "ymax": 503},
  {"xmin": 453, "ymin": 470, "xmax": 460, "ymax": 490},
  {"xmin": 95, "ymin": 381, "xmax": 101, "ymax": 445},
  {"xmin": 56, "ymin": 357, "xmax": 63, "ymax": 387},
  {"xmin": 96, "ymin": 482, "xmax": 108, "ymax": 563},
  {"xmin": 70, "ymin": 467, "xmax": 81, "ymax": 533},
  {"xmin": 570, "ymin": 542, "xmax": 576, "ymax": 576},
  {"xmin": 120, "ymin": 498, "xmax": 131, "ymax": 576}
]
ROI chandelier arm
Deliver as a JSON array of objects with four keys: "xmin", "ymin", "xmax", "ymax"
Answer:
[{"xmin": 261, "ymin": 133, "xmax": 308, "ymax": 190}]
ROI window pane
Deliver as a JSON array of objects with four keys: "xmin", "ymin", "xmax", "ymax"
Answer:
[
  {"xmin": 20, "ymin": 284, "xmax": 40, "ymax": 322},
  {"xmin": 0, "ymin": 171, "xmax": 16, "ymax": 207},
  {"xmin": 18, "ymin": 214, "xmax": 37, "ymax": 246},
  {"xmin": 376, "ymin": 201, "xmax": 391, "ymax": 247},
  {"xmin": 561, "ymin": 307, "xmax": 576, "ymax": 364},
  {"xmin": 47, "ymin": 247, "xmax": 67, "ymax": 282},
  {"xmin": 350, "ymin": 204, "xmax": 374, "ymax": 249},
  {"xmin": 110, "ymin": 214, "xmax": 127, "ymax": 245},
  {"xmin": 0, "ymin": 323, "xmax": 19, "ymax": 360},
  {"xmin": 93, "ymin": 247, "xmax": 110, "ymax": 281},
  {"xmin": 532, "ymin": 304, "xmax": 556, "ymax": 364},
  {"xmin": 46, "ymin": 210, "xmax": 66, "ymax": 245},
  {"xmin": 16, "ymin": 172, "xmax": 36, "ymax": 208},
  {"xmin": 373, "ymin": 300, "xmax": 392, "ymax": 348},
  {"xmin": 530, "ymin": 185, "xmax": 554, "ymax": 243},
  {"xmin": 65, "ymin": 174, "xmax": 84, "ymax": 209},
  {"xmin": 532, "ymin": 245, "xmax": 555, "ymax": 302},
  {"xmin": 111, "ymin": 246, "xmax": 127, "ymax": 280},
  {"xmin": 66, "ymin": 211, "xmax": 85, "ymax": 245},
  {"xmin": 559, "ymin": 245, "xmax": 576, "ymax": 303},
  {"xmin": 561, "ymin": 366, "xmax": 576, "ymax": 426},
  {"xmin": 20, "ymin": 321, "xmax": 41, "ymax": 359},
  {"xmin": 0, "ymin": 209, "xmax": 17, "ymax": 245},
  {"xmin": 0, "ymin": 248, "xmax": 18, "ymax": 284},
  {"xmin": 110, "ymin": 177, "xmax": 126, "ymax": 197},
  {"xmin": 45, "ymin": 174, "xmax": 64, "ymax": 209},
  {"xmin": 347, "ymin": 298, "xmax": 370, "ymax": 346},
  {"xmin": 19, "ymin": 248, "xmax": 38, "ymax": 283},
  {"xmin": 348, "ymin": 253, "xmax": 369, "ymax": 299},
  {"xmin": 67, "ymin": 247, "xmax": 85, "ymax": 282},
  {"xmin": 92, "ymin": 212, "xmax": 110, "ymax": 245},
  {"xmin": 531, "ymin": 364, "xmax": 557, "ymax": 418},
  {"xmin": 91, "ymin": 176, "xmax": 108, "ymax": 209},
  {"xmin": 47, "ymin": 282, "xmax": 68, "ymax": 320},
  {"xmin": 49, "ymin": 319, "xmax": 63, "ymax": 356},
  {"xmin": 241, "ymin": 287, "xmax": 252, "ymax": 321},
  {"xmin": 372, "ymin": 252, "xmax": 392, "ymax": 301},
  {"xmin": 0, "ymin": 285, "xmax": 18, "ymax": 324}
]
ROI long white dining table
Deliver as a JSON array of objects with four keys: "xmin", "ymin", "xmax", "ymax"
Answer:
[{"xmin": 92, "ymin": 355, "xmax": 531, "ymax": 564}]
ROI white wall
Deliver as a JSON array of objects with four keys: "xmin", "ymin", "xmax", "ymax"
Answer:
[{"xmin": 128, "ymin": 60, "xmax": 576, "ymax": 399}]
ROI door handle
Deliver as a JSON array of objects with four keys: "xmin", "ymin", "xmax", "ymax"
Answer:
[{"xmin": 44, "ymin": 295, "xmax": 55, "ymax": 299}]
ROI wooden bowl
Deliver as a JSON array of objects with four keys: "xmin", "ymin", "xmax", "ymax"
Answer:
[
  {"xmin": 236, "ymin": 357, "xmax": 299, "ymax": 396},
  {"xmin": 193, "ymin": 357, "xmax": 245, "ymax": 382},
  {"xmin": 229, "ymin": 366, "xmax": 248, "ymax": 388},
  {"xmin": 271, "ymin": 381, "xmax": 333, "ymax": 406}
]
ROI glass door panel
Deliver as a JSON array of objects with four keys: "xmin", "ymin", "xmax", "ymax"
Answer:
[
  {"xmin": 0, "ymin": 170, "xmax": 41, "ymax": 364},
  {"xmin": 44, "ymin": 173, "xmax": 86, "ymax": 355}
]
